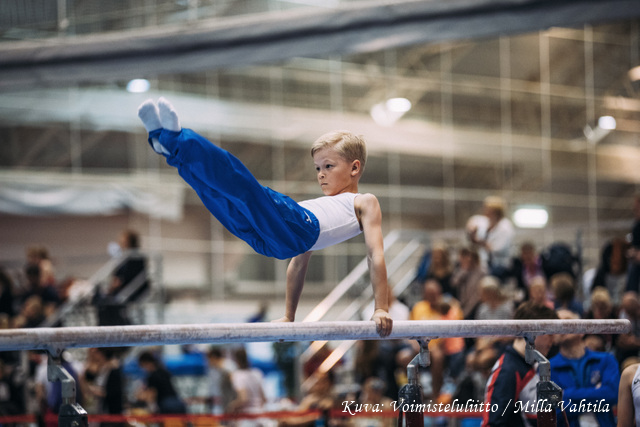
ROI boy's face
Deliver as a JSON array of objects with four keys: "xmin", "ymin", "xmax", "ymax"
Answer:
[{"xmin": 313, "ymin": 147, "xmax": 359, "ymax": 196}]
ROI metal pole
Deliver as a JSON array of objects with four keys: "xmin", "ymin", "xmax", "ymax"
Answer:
[
  {"xmin": 525, "ymin": 338, "xmax": 562, "ymax": 427},
  {"xmin": 0, "ymin": 319, "xmax": 629, "ymax": 353},
  {"xmin": 47, "ymin": 354, "xmax": 88, "ymax": 427},
  {"xmin": 397, "ymin": 339, "xmax": 429, "ymax": 427}
]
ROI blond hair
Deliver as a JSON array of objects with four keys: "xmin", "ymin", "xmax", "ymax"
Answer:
[
  {"xmin": 483, "ymin": 196, "xmax": 506, "ymax": 218},
  {"xmin": 311, "ymin": 130, "xmax": 367, "ymax": 172}
]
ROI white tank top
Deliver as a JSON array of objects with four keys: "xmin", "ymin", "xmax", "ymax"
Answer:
[
  {"xmin": 632, "ymin": 364, "xmax": 640, "ymax": 426},
  {"xmin": 299, "ymin": 192, "xmax": 361, "ymax": 251}
]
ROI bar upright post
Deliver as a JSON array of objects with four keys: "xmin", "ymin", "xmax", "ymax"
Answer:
[
  {"xmin": 397, "ymin": 339, "xmax": 429, "ymax": 427},
  {"xmin": 524, "ymin": 337, "xmax": 563, "ymax": 427},
  {"xmin": 47, "ymin": 353, "xmax": 88, "ymax": 427}
]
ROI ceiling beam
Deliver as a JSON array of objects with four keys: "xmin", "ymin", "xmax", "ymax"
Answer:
[{"xmin": 1, "ymin": 0, "xmax": 639, "ymax": 90}]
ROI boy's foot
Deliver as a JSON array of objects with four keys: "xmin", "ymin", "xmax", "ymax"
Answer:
[
  {"xmin": 157, "ymin": 97, "xmax": 181, "ymax": 132},
  {"xmin": 137, "ymin": 99, "xmax": 169, "ymax": 155},
  {"xmin": 137, "ymin": 99, "xmax": 162, "ymax": 132}
]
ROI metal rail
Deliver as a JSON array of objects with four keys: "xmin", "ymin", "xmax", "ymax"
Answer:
[{"xmin": 0, "ymin": 319, "xmax": 629, "ymax": 354}]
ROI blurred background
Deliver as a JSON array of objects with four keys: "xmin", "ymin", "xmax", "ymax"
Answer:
[
  {"xmin": 0, "ymin": 0, "xmax": 639, "ymax": 420},
  {"xmin": 1, "ymin": 0, "xmax": 638, "ymax": 303}
]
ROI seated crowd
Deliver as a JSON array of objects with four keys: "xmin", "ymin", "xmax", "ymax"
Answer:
[{"xmin": 0, "ymin": 195, "xmax": 639, "ymax": 427}]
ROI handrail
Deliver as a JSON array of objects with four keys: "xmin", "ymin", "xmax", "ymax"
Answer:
[{"xmin": 0, "ymin": 319, "xmax": 629, "ymax": 354}]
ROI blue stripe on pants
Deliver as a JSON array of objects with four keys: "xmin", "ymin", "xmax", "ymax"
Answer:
[{"xmin": 149, "ymin": 128, "xmax": 319, "ymax": 260}]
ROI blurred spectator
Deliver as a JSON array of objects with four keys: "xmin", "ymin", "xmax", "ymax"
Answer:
[
  {"xmin": 528, "ymin": 275, "xmax": 554, "ymax": 309},
  {"xmin": 511, "ymin": 242, "xmax": 544, "ymax": 301},
  {"xmin": 410, "ymin": 279, "xmax": 443, "ymax": 320},
  {"xmin": 95, "ymin": 229, "xmax": 148, "ymax": 326},
  {"xmin": 80, "ymin": 347, "xmax": 102, "ymax": 414},
  {"xmin": 551, "ymin": 273, "xmax": 583, "ymax": 317},
  {"xmin": 0, "ymin": 268, "xmax": 15, "ymax": 319},
  {"xmin": 584, "ymin": 287, "xmax": 619, "ymax": 353},
  {"xmin": 540, "ymin": 242, "xmax": 580, "ymax": 283},
  {"xmin": 278, "ymin": 370, "xmax": 335, "ymax": 427},
  {"xmin": 424, "ymin": 242, "xmax": 454, "ymax": 296},
  {"xmin": 616, "ymin": 291, "xmax": 640, "ymax": 365},
  {"xmin": 354, "ymin": 337, "xmax": 409, "ymax": 401},
  {"xmin": 467, "ymin": 196, "xmax": 514, "ymax": 282},
  {"xmin": 626, "ymin": 193, "xmax": 640, "ymax": 293},
  {"xmin": 0, "ymin": 358, "xmax": 25, "ymax": 416},
  {"xmin": 588, "ymin": 237, "xmax": 629, "ymax": 307},
  {"xmin": 81, "ymin": 348, "xmax": 125, "ymax": 426},
  {"xmin": 410, "ymin": 279, "xmax": 465, "ymax": 401},
  {"xmin": 452, "ymin": 338, "xmax": 499, "ymax": 405},
  {"xmin": 475, "ymin": 276, "xmax": 514, "ymax": 321},
  {"xmin": 229, "ymin": 347, "xmax": 266, "ymax": 415},
  {"xmin": 109, "ymin": 229, "xmax": 149, "ymax": 302},
  {"xmin": 450, "ymin": 246, "xmax": 485, "ymax": 319},
  {"xmin": 481, "ymin": 301, "xmax": 558, "ymax": 427},
  {"xmin": 135, "ymin": 350, "xmax": 186, "ymax": 414},
  {"xmin": 21, "ymin": 263, "xmax": 60, "ymax": 318},
  {"xmin": 550, "ymin": 309, "xmax": 619, "ymax": 427},
  {"xmin": 25, "ymin": 245, "xmax": 56, "ymax": 288},
  {"xmin": 349, "ymin": 377, "xmax": 394, "ymax": 427},
  {"xmin": 206, "ymin": 346, "xmax": 237, "ymax": 414},
  {"xmin": 13, "ymin": 295, "xmax": 45, "ymax": 328}
]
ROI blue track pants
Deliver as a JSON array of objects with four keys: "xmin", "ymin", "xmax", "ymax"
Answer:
[{"xmin": 149, "ymin": 128, "xmax": 319, "ymax": 260}]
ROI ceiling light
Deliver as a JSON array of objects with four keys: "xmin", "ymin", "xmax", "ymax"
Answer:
[
  {"xmin": 126, "ymin": 79, "xmax": 150, "ymax": 93},
  {"xmin": 513, "ymin": 207, "xmax": 548, "ymax": 229},
  {"xmin": 370, "ymin": 97, "xmax": 411, "ymax": 127},
  {"xmin": 597, "ymin": 115, "xmax": 616, "ymax": 130},
  {"xmin": 386, "ymin": 97, "xmax": 411, "ymax": 113}
]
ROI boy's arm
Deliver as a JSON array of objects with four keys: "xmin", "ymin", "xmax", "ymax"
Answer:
[
  {"xmin": 617, "ymin": 364, "xmax": 637, "ymax": 427},
  {"xmin": 356, "ymin": 193, "xmax": 393, "ymax": 337},
  {"xmin": 273, "ymin": 251, "xmax": 313, "ymax": 322}
]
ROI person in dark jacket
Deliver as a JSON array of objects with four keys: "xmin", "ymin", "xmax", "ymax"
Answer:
[
  {"xmin": 481, "ymin": 301, "xmax": 558, "ymax": 427},
  {"xmin": 136, "ymin": 351, "xmax": 186, "ymax": 414}
]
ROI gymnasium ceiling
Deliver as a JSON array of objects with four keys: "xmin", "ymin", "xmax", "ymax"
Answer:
[{"xmin": 0, "ymin": 0, "xmax": 640, "ymax": 228}]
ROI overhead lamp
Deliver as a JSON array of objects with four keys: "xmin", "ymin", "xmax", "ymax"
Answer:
[
  {"xmin": 583, "ymin": 115, "xmax": 616, "ymax": 144},
  {"xmin": 126, "ymin": 79, "xmax": 150, "ymax": 93},
  {"xmin": 513, "ymin": 207, "xmax": 548, "ymax": 229},
  {"xmin": 597, "ymin": 115, "xmax": 616, "ymax": 130},
  {"xmin": 370, "ymin": 97, "xmax": 411, "ymax": 127}
]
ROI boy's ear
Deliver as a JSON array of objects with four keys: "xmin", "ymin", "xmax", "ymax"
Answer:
[{"xmin": 351, "ymin": 160, "xmax": 361, "ymax": 175}]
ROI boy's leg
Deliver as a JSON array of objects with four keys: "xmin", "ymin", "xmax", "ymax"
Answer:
[
  {"xmin": 157, "ymin": 97, "xmax": 181, "ymax": 132},
  {"xmin": 140, "ymin": 95, "xmax": 317, "ymax": 259},
  {"xmin": 137, "ymin": 99, "xmax": 169, "ymax": 155},
  {"xmin": 161, "ymin": 128, "xmax": 318, "ymax": 259}
]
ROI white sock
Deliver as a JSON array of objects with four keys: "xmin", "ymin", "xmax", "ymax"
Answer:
[
  {"xmin": 137, "ymin": 99, "xmax": 170, "ymax": 155},
  {"xmin": 137, "ymin": 99, "xmax": 162, "ymax": 132},
  {"xmin": 157, "ymin": 97, "xmax": 181, "ymax": 132}
]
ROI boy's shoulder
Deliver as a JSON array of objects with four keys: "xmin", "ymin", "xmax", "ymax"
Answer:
[
  {"xmin": 354, "ymin": 192, "xmax": 382, "ymax": 214},
  {"xmin": 353, "ymin": 192, "xmax": 379, "ymax": 204}
]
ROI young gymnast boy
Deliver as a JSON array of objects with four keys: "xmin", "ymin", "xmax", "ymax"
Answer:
[{"xmin": 138, "ymin": 98, "xmax": 392, "ymax": 337}]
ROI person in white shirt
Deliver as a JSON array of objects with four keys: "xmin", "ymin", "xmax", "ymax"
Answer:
[{"xmin": 467, "ymin": 196, "xmax": 514, "ymax": 281}]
